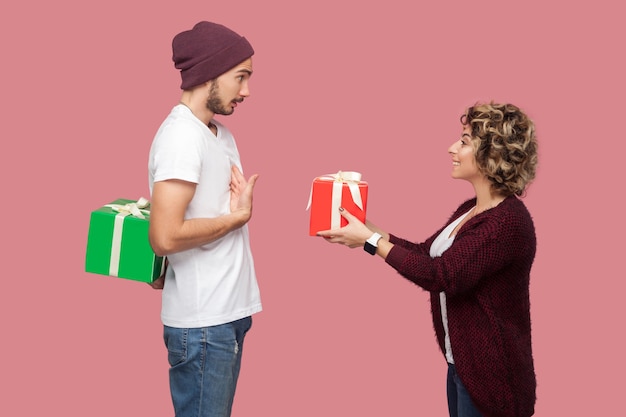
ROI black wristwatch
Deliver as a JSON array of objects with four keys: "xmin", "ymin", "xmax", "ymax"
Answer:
[{"xmin": 364, "ymin": 233, "xmax": 382, "ymax": 255}]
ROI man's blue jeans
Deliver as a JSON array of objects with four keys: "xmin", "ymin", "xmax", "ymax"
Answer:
[
  {"xmin": 163, "ymin": 317, "xmax": 252, "ymax": 417},
  {"xmin": 446, "ymin": 363, "xmax": 483, "ymax": 417}
]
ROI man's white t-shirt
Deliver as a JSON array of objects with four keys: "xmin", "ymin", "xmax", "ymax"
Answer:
[{"xmin": 148, "ymin": 104, "xmax": 262, "ymax": 328}]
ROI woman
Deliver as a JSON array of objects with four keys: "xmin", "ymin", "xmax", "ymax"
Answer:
[{"xmin": 318, "ymin": 102, "xmax": 538, "ymax": 417}]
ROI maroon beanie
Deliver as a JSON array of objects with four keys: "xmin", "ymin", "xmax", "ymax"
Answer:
[{"xmin": 172, "ymin": 21, "xmax": 254, "ymax": 90}]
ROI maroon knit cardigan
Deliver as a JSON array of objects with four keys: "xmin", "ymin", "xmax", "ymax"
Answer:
[{"xmin": 386, "ymin": 196, "xmax": 536, "ymax": 417}]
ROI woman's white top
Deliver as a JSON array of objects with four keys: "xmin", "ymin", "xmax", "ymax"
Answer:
[{"xmin": 428, "ymin": 208, "xmax": 474, "ymax": 364}]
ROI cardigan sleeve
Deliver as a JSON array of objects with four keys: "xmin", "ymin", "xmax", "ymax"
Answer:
[
  {"xmin": 388, "ymin": 234, "xmax": 430, "ymax": 255},
  {"xmin": 385, "ymin": 199, "xmax": 535, "ymax": 296},
  {"xmin": 387, "ymin": 199, "xmax": 472, "ymax": 257}
]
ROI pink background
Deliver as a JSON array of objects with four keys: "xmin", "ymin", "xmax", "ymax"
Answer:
[{"xmin": 2, "ymin": 1, "xmax": 623, "ymax": 415}]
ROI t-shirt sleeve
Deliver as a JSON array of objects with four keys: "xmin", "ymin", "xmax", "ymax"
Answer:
[{"xmin": 151, "ymin": 121, "xmax": 205, "ymax": 184}]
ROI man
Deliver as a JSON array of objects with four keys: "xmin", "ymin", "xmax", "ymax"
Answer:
[{"xmin": 147, "ymin": 21, "xmax": 262, "ymax": 417}]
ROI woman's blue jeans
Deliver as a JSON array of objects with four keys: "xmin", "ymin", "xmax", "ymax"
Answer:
[
  {"xmin": 163, "ymin": 316, "xmax": 252, "ymax": 417},
  {"xmin": 446, "ymin": 363, "xmax": 483, "ymax": 417}
]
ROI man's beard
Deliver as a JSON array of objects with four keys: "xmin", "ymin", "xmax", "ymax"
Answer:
[{"xmin": 205, "ymin": 81, "xmax": 234, "ymax": 115}]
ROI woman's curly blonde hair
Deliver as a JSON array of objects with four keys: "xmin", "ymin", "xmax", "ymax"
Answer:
[{"xmin": 461, "ymin": 102, "xmax": 538, "ymax": 196}]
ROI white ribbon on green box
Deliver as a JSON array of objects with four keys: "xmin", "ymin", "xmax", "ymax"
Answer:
[{"xmin": 105, "ymin": 197, "xmax": 151, "ymax": 277}]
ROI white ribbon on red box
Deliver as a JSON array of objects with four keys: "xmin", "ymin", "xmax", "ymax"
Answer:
[
  {"xmin": 306, "ymin": 171, "xmax": 364, "ymax": 229},
  {"xmin": 105, "ymin": 197, "xmax": 151, "ymax": 277}
]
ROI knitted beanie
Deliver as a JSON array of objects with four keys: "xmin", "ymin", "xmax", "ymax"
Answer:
[{"xmin": 172, "ymin": 21, "xmax": 254, "ymax": 90}]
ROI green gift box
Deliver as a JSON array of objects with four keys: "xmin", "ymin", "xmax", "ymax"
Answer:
[{"xmin": 85, "ymin": 198, "xmax": 165, "ymax": 283}]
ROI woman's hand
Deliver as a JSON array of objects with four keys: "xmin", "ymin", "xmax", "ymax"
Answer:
[{"xmin": 316, "ymin": 207, "xmax": 374, "ymax": 248}]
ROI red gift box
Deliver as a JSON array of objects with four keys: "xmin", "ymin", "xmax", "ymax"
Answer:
[{"xmin": 307, "ymin": 171, "xmax": 368, "ymax": 236}]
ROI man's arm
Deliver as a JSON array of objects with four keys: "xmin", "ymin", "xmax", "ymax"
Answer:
[{"xmin": 149, "ymin": 166, "xmax": 258, "ymax": 256}]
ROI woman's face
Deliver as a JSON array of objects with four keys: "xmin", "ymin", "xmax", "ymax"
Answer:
[{"xmin": 448, "ymin": 126, "xmax": 481, "ymax": 182}]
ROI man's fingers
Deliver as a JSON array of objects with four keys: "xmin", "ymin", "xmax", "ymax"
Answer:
[{"xmin": 248, "ymin": 174, "xmax": 259, "ymax": 188}]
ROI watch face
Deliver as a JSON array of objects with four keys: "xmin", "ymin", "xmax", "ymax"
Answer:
[{"xmin": 364, "ymin": 242, "xmax": 377, "ymax": 255}]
